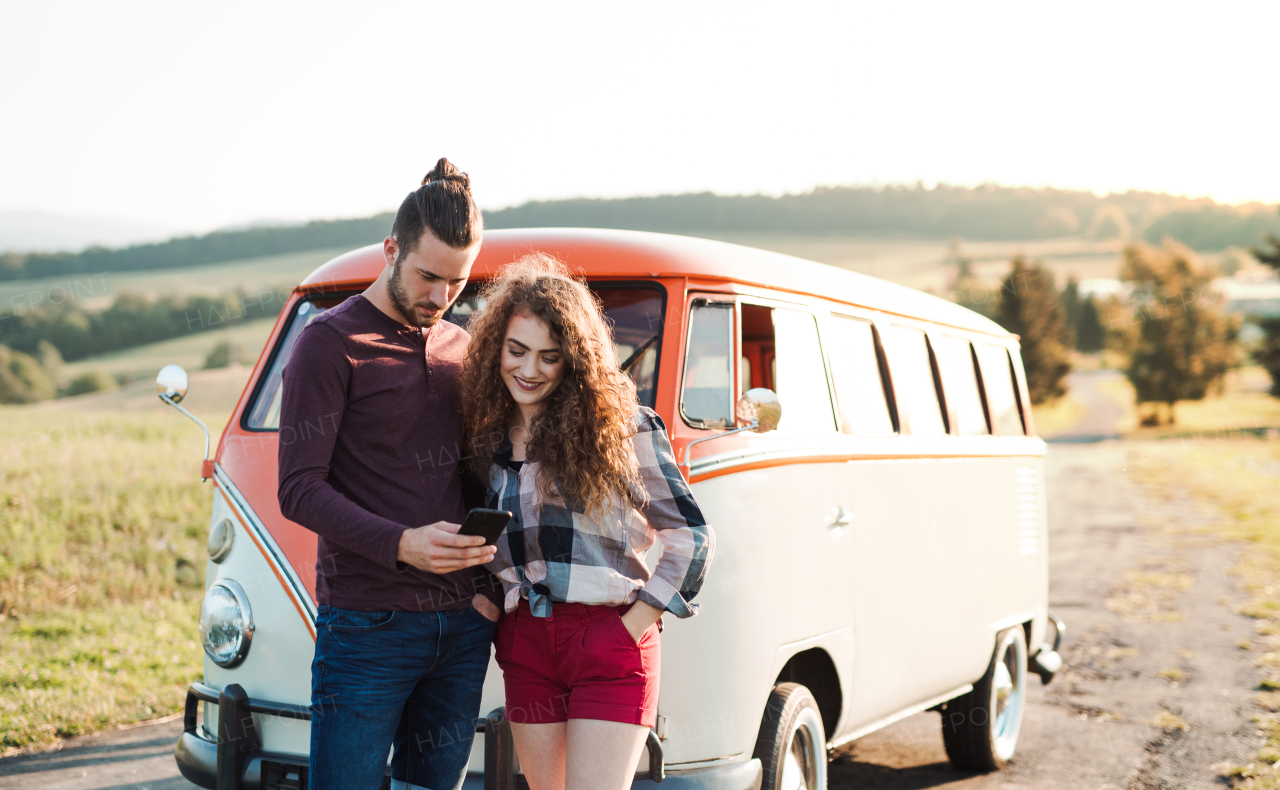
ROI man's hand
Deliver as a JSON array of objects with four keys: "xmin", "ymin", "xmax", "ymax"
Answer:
[
  {"xmin": 396, "ymin": 521, "xmax": 496, "ymax": 574},
  {"xmin": 620, "ymin": 600, "xmax": 662, "ymax": 644}
]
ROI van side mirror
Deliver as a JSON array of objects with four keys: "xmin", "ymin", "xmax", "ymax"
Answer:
[
  {"xmin": 736, "ymin": 388, "xmax": 782, "ymax": 433},
  {"xmin": 156, "ymin": 364, "xmax": 189, "ymax": 403},
  {"xmin": 156, "ymin": 364, "xmax": 213, "ymax": 481},
  {"xmin": 681, "ymin": 388, "xmax": 783, "ymax": 470}
]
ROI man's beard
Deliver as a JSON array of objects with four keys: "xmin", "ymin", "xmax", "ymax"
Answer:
[{"xmin": 388, "ymin": 258, "xmax": 443, "ymax": 328}]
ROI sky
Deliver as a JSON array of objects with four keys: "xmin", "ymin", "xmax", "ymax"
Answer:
[{"xmin": 2, "ymin": 1, "xmax": 1278, "ymax": 234}]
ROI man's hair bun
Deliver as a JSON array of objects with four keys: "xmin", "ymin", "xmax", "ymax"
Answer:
[
  {"xmin": 392, "ymin": 157, "xmax": 482, "ymax": 254},
  {"xmin": 422, "ymin": 157, "xmax": 470, "ymax": 190}
]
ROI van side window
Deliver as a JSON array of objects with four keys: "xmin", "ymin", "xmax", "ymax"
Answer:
[
  {"xmin": 932, "ymin": 335, "xmax": 989, "ymax": 436},
  {"xmin": 741, "ymin": 305, "xmax": 837, "ymax": 434},
  {"xmin": 884, "ymin": 326, "xmax": 947, "ymax": 436},
  {"xmin": 681, "ymin": 301, "xmax": 735, "ymax": 428},
  {"xmin": 827, "ymin": 316, "xmax": 895, "ymax": 436},
  {"xmin": 975, "ymin": 343, "xmax": 1026, "ymax": 436}
]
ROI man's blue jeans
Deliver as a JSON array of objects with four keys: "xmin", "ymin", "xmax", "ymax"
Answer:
[{"xmin": 309, "ymin": 604, "xmax": 497, "ymax": 790}]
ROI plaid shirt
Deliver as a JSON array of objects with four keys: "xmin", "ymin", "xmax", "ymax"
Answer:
[{"xmin": 482, "ymin": 407, "xmax": 714, "ymax": 619}]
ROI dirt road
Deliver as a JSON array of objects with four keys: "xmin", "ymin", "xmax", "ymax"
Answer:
[
  {"xmin": 1, "ymin": 437, "xmax": 1267, "ymax": 789},
  {"xmin": 830, "ymin": 440, "xmax": 1263, "ymax": 789}
]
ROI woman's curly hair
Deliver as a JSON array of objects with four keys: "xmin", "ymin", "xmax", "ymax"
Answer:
[{"xmin": 461, "ymin": 253, "xmax": 640, "ymax": 516}]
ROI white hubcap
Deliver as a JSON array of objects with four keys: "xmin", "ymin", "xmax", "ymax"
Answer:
[
  {"xmin": 778, "ymin": 707, "xmax": 825, "ymax": 790},
  {"xmin": 992, "ymin": 634, "xmax": 1026, "ymax": 760}
]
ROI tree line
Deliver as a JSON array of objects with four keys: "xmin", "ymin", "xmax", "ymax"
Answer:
[
  {"xmin": 975, "ymin": 240, "xmax": 1259, "ymax": 426},
  {"xmin": 3, "ymin": 185, "xmax": 1278, "ymax": 282},
  {"xmin": 0, "ymin": 213, "xmax": 395, "ymax": 282},
  {"xmin": 0, "ymin": 287, "xmax": 288, "ymax": 403}
]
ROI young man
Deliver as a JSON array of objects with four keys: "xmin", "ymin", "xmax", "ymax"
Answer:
[{"xmin": 278, "ymin": 158, "xmax": 501, "ymax": 790}]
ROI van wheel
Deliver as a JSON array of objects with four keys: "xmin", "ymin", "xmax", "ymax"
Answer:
[
  {"xmin": 753, "ymin": 682, "xmax": 827, "ymax": 790},
  {"xmin": 939, "ymin": 626, "xmax": 1028, "ymax": 771}
]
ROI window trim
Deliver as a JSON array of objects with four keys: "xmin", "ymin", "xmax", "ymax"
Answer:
[
  {"xmin": 1007, "ymin": 350, "xmax": 1030, "ymax": 436},
  {"xmin": 240, "ymin": 290, "xmax": 360, "ymax": 433},
  {"xmin": 930, "ymin": 332, "xmax": 996, "ymax": 437},
  {"xmin": 971, "ymin": 342, "xmax": 994, "ymax": 435},
  {"xmin": 972, "ymin": 341, "xmax": 1026, "ymax": 438},
  {"xmin": 679, "ymin": 298, "xmax": 737, "ymax": 430},
  {"xmin": 924, "ymin": 334, "xmax": 951, "ymax": 435},
  {"xmin": 737, "ymin": 296, "xmax": 839, "ymax": 435},
  {"xmin": 829, "ymin": 312, "xmax": 899, "ymax": 436}
]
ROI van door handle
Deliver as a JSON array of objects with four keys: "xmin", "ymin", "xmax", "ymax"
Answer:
[{"xmin": 827, "ymin": 506, "xmax": 854, "ymax": 529}]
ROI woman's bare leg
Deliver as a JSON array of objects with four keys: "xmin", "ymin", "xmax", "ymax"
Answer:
[
  {"xmin": 510, "ymin": 722, "xmax": 567, "ymax": 790},
  {"xmin": 565, "ymin": 719, "xmax": 650, "ymax": 790}
]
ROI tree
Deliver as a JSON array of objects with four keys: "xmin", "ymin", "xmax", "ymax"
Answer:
[
  {"xmin": 1060, "ymin": 277, "xmax": 1082, "ymax": 344},
  {"xmin": 994, "ymin": 256, "xmax": 1072, "ymax": 404},
  {"xmin": 1251, "ymin": 234, "xmax": 1280, "ymax": 395},
  {"xmin": 1076, "ymin": 297, "xmax": 1106, "ymax": 353},
  {"xmin": 1256, "ymin": 234, "xmax": 1280, "ymax": 269},
  {"xmin": 0, "ymin": 345, "xmax": 55, "ymax": 404},
  {"xmin": 1112, "ymin": 243, "xmax": 1238, "ymax": 424},
  {"xmin": 66, "ymin": 371, "xmax": 117, "ymax": 397}
]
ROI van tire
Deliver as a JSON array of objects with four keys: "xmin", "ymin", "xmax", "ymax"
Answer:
[
  {"xmin": 752, "ymin": 682, "xmax": 827, "ymax": 790},
  {"xmin": 939, "ymin": 626, "xmax": 1028, "ymax": 772}
]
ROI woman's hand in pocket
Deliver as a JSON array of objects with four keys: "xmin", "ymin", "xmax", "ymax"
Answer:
[
  {"xmin": 471, "ymin": 594, "xmax": 501, "ymax": 623},
  {"xmin": 620, "ymin": 600, "xmax": 662, "ymax": 643}
]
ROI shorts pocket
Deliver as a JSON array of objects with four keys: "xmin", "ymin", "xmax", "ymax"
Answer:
[
  {"xmin": 328, "ymin": 608, "xmax": 396, "ymax": 631},
  {"xmin": 608, "ymin": 611, "xmax": 643, "ymax": 652}
]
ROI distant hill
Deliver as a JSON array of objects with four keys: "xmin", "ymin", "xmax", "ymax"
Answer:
[
  {"xmin": 0, "ymin": 210, "xmax": 178, "ymax": 253},
  {"xmin": 0, "ymin": 213, "xmax": 395, "ymax": 282},
  {"xmin": 3, "ymin": 185, "xmax": 1277, "ymax": 282},
  {"xmin": 483, "ymin": 185, "xmax": 1280, "ymax": 247}
]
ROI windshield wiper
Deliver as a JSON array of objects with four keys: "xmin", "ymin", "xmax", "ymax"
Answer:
[{"xmin": 621, "ymin": 334, "xmax": 659, "ymax": 374}]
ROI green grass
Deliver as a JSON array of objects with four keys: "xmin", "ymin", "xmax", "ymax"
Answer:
[
  {"xmin": 0, "ymin": 599, "xmax": 202, "ymax": 750},
  {"xmin": 0, "ymin": 405, "xmax": 231, "ymax": 750}
]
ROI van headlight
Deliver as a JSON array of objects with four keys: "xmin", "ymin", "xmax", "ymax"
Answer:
[{"xmin": 199, "ymin": 579, "xmax": 255, "ymax": 668}]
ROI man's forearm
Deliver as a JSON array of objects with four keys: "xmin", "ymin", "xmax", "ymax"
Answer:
[{"xmin": 279, "ymin": 471, "xmax": 407, "ymax": 570}]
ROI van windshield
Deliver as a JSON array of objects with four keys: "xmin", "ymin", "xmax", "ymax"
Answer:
[
  {"xmin": 445, "ymin": 282, "xmax": 665, "ymax": 408},
  {"xmin": 244, "ymin": 282, "xmax": 665, "ymax": 431}
]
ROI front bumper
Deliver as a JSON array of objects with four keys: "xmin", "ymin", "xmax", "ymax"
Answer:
[
  {"xmin": 175, "ymin": 682, "xmax": 761, "ymax": 790},
  {"xmin": 1031, "ymin": 610, "xmax": 1067, "ymax": 685}
]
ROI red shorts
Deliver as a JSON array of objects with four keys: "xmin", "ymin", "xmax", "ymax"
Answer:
[{"xmin": 494, "ymin": 598, "xmax": 660, "ymax": 727}]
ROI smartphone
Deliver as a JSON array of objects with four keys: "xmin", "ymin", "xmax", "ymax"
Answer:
[{"xmin": 458, "ymin": 508, "xmax": 513, "ymax": 546}]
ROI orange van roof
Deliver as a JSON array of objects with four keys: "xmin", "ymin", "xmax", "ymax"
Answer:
[{"xmin": 300, "ymin": 228, "xmax": 1011, "ymax": 337}]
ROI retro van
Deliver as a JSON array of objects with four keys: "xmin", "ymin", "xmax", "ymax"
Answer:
[{"xmin": 163, "ymin": 228, "xmax": 1063, "ymax": 790}]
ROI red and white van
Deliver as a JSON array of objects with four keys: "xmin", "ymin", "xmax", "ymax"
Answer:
[{"xmin": 164, "ymin": 228, "xmax": 1062, "ymax": 790}]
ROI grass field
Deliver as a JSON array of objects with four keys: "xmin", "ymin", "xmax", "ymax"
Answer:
[
  {"xmin": 1096, "ymin": 365, "xmax": 1280, "ymax": 438},
  {"xmin": 0, "ymin": 234, "xmax": 1130, "ymax": 321},
  {"xmin": 0, "ymin": 247, "xmax": 348, "ymax": 313},
  {"xmin": 0, "ymin": 369, "xmax": 246, "ymax": 751},
  {"xmin": 57, "ymin": 316, "xmax": 277, "ymax": 388},
  {"xmin": 701, "ymin": 232, "xmax": 1127, "ymax": 293},
  {"xmin": 1031, "ymin": 394, "xmax": 1088, "ymax": 438}
]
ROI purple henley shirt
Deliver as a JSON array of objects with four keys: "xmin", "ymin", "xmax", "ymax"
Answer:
[{"xmin": 277, "ymin": 294, "xmax": 495, "ymax": 612}]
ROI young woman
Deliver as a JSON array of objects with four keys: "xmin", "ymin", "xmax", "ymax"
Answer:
[{"xmin": 460, "ymin": 254, "xmax": 715, "ymax": 790}]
